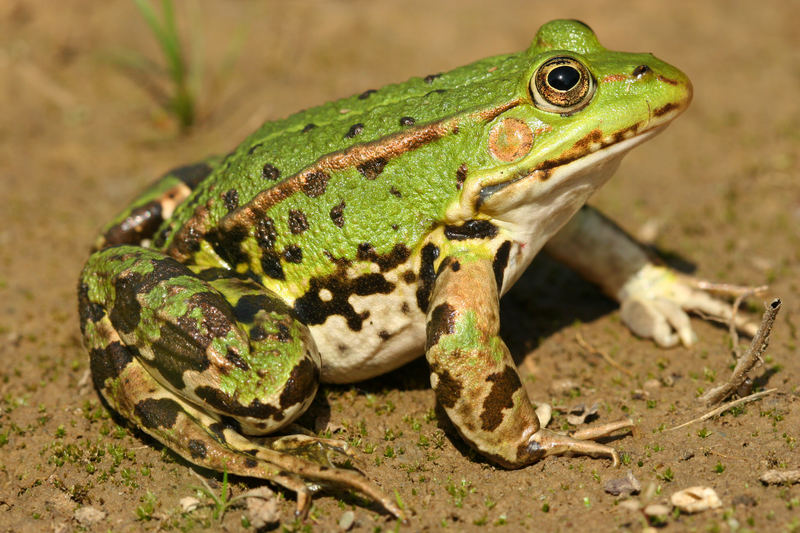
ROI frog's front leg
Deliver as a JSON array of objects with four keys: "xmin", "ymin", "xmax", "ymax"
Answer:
[
  {"xmin": 545, "ymin": 206, "xmax": 759, "ymax": 347},
  {"xmin": 425, "ymin": 248, "xmax": 620, "ymax": 468},
  {"xmin": 79, "ymin": 245, "xmax": 403, "ymax": 519}
]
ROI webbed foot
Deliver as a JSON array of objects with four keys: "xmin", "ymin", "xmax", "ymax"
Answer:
[{"xmin": 618, "ymin": 264, "xmax": 760, "ymax": 347}]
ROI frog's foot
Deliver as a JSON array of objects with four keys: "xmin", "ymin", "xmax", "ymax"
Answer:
[
  {"xmin": 618, "ymin": 264, "xmax": 760, "ymax": 347},
  {"xmin": 527, "ymin": 419, "xmax": 633, "ymax": 467}
]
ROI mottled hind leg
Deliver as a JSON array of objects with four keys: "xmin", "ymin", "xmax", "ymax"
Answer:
[{"xmin": 79, "ymin": 245, "xmax": 403, "ymax": 519}]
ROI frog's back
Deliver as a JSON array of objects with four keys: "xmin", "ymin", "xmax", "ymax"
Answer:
[{"xmin": 156, "ymin": 51, "xmax": 528, "ymax": 289}]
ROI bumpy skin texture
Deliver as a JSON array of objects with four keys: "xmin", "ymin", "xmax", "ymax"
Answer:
[{"xmin": 77, "ymin": 20, "xmax": 721, "ymax": 518}]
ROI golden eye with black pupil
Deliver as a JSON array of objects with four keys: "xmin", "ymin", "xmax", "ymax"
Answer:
[{"xmin": 530, "ymin": 56, "xmax": 595, "ymax": 115}]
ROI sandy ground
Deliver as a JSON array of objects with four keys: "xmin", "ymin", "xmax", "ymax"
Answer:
[{"xmin": 1, "ymin": 1, "xmax": 799, "ymax": 531}]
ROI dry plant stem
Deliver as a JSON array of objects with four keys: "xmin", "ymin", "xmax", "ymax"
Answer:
[
  {"xmin": 699, "ymin": 298, "xmax": 781, "ymax": 405},
  {"xmin": 690, "ymin": 281, "xmax": 768, "ymax": 298},
  {"xmin": 666, "ymin": 388, "xmax": 777, "ymax": 431},
  {"xmin": 760, "ymin": 469, "xmax": 800, "ymax": 485},
  {"xmin": 727, "ymin": 286, "xmax": 766, "ymax": 356},
  {"xmin": 575, "ymin": 332, "xmax": 634, "ymax": 377}
]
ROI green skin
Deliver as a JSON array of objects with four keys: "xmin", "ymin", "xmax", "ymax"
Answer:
[{"xmin": 79, "ymin": 20, "xmax": 725, "ymax": 519}]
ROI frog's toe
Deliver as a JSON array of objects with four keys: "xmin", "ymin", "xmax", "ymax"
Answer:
[{"xmin": 619, "ymin": 296, "xmax": 694, "ymax": 348}]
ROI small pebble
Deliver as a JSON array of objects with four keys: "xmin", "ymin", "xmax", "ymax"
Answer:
[
  {"xmin": 604, "ymin": 470, "xmax": 641, "ymax": 496},
  {"xmin": 643, "ymin": 379, "xmax": 661, "ymax": 390},
  {"xmin": 245, "ymin": 486, "xmax": 279, "ymax": 528},
  {"xmin": 670, "ymin": 486, "xmax": 722, "ymax": 513},
  {"xmin": 180, "ymin": 496, "xmax": 201, "ymax": 513},
  {"xmin": 549, "ymin": 378, "xmax": 580, "ymax": 396},
  {"xmin": 74, "ymin": 506, "xmax": 106, "ymax": 526},
  {"xmin": 643, "ymin": 503, "xmax": 670, "ymax": 518},
  {"xmin": 339, "ymin": 510, "xmax": 356, "ymax": 531}
]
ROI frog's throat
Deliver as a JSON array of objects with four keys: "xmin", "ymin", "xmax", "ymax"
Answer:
[{"xmin": 480, "ymin": 125, "xmax": 664, "ymax": 215}]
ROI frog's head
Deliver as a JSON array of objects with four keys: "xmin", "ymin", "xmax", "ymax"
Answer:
[{"xmin": 451, "ymin": 20, "xmax": 692, "ymax": 234}]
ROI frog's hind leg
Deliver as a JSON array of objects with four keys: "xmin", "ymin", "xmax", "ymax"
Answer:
[
  {"xmin": 79, "ymin": 245, "xmax": 403, "ymax": 519},
  {"xmin": 92, "ymin": 343, "xmax": 402, "ymax": 519},
  {"xmin": 94, "ymin": 157, "xmax": 221, "ymax": 251}
]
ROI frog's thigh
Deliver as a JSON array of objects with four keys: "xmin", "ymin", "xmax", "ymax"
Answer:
[{"xmin": 79, "ymin": 245, "xmax": 321, "ymax": 435}]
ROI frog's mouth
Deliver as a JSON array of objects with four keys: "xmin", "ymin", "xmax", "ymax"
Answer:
[{"xmin": 475, "ymin": 118, "xmax": 673, "ymax": 217}]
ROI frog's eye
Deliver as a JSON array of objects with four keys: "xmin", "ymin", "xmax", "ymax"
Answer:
[{"xmin": 530, "ymin": 56, "xmax": 595, "ymax": 114}]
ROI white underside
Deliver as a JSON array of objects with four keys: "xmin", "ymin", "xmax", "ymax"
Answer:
[{"xmin": 313, "ymin": 128, "xmax": 662, "ymax": 383}]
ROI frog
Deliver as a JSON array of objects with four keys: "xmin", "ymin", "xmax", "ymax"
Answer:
[{"xmin": 78, "ymin": 19, "xmax": 756, "ymax": 520}]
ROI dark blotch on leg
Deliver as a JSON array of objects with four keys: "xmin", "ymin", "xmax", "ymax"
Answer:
[
  {"xmin": 278, "ymin": 357, "xmax": 320, "ymax": 410},
  {"xmin": 426, "ymin": 303, "xmax": 456, "ymax": 348},
  {"xmin": 188, "ymin": 439, "xmax": 208, "ymax": 459},
  {"xmin": 479, "ymin": 366, "xmax": 522, "ymax": 431},
  {"xmin": 89, "ymin": 341, "xmax": 136, "ymax": 390},
  {"xmin": 134, "ymin": 397, "xmax": 182, "ymax": 429},
  {"xmin": 432, "ymin": 366, "xmax": 463, "ymax": 409}
]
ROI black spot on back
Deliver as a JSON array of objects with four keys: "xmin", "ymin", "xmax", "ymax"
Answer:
[
  {"xmin": 283, "ymin": 245, "xmax": 303, "ymax": 264},
  {"xmin": 262, "ymin": 163, "xmax": 281, "ymax": 181},
  {"xmin": 255, "ymin": 217, "xmax": 277, "ymax": 249},
  {"xmin": 287, "ymin": 209, "xmax": 309, "ymax": 234},
  {"xmin": 222, "ymin": 189, "xmax": 239, "ymax": 212},
  {"xmin": 261, "ymin": 251, "xmax": 285, "ymax": 280},
  {"xmin": 344, "ymin": 123, "xmax": 364, "ymax": 138},
  {"xmin": 358, "ymin": 89, "xmax": 377, "ymax": 100},
  {"xmin": 400, "ymin": 116, "xmax": 415, "ymax": 127},
  {"xmin": 356, "ymin": 157, "xmax": 387, "ymax": 180},
  {"xmin": 330, "ymin": 201, "xmax": 345, "ymax": 228},
  {"xmin": 423, "ymin": 73, "xmax": 442, "ymax": 83},
  {"xmin": 356, "ymin": 242, "xmax": 411, "ymax": 272},
  {"xmin": 302, "ymin": 171, "xmax": 329, "ymax": 198},
  {"xmin": 456, "ymin": 163, "xmax": 468, "ymax": 190},
  {"xmin": 302, "ymin": 123, "xmax": 316, "ymax": 133}
]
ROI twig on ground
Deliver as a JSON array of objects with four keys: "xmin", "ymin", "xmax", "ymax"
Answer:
[
  {"xmin": 727, "ymin": 286, "xmax": 767, "ymax": 357},
  {"xmin": 666, "ymin": 388, "xmax": 776, "ymax": 431},
  {"xmin": 699, "ymin": 298, "xmax": 781, "ymax": 405},
  {"xmin": 575, "ymin": 332, "xmax": 634, "ymax": 377}
]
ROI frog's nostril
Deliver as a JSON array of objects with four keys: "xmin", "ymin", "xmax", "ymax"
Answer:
[{"xmin": 632, "ymin": 65, "xmax": 651, "ymax": 78}]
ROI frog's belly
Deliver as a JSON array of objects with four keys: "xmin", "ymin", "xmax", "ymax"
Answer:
[{"xmin": 310, "ymin": 276, "xmax": 427, "ymax": 384}]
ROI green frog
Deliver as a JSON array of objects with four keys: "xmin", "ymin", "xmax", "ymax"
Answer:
[{"xmin": 78, "ymin": 20, "xmax": 754, "ymax": 520}]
